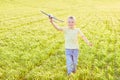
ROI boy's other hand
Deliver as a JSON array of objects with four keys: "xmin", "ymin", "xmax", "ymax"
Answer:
[{"xmin": 88, "ymin": 42, "xmax": 93, "ymax": 47}]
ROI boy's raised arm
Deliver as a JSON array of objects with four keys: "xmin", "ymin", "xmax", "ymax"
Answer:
[
  {"xmin": 49, "ymin": 16, "xmax": 63, "ymax": 31},
  {"xmin": 78, "ymin": 29, "xmax": 92, "ymax": 46}
]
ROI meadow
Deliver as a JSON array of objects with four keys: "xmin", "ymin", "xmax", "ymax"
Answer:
[{"xmin": 0, "ymin": 0, "xmax": 120, "ymax": 80}]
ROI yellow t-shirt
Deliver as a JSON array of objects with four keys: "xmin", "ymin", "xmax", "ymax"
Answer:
[{"xmin": 63, "ymin": 27, "xmax": 82, "ymax": 49}]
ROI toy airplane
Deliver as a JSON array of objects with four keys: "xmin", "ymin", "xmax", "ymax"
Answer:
[{"xmin": 40, "ymin": 10, "xmax": 64, "ymax": 22}]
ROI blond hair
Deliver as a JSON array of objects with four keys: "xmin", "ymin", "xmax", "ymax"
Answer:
[{"xmin": 68, "ymin": 16, "xmax": 76, "ymax": 21}]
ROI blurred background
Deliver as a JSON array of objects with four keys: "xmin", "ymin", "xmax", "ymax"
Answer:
[{"xmin": 0, "ymin": 0, "xmax": 120, "ymax": 80}]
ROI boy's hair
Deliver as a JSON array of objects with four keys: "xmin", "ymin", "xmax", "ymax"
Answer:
[{"xmin": 68, "ymin": 16, "xmax": 76, "ymax": 20}]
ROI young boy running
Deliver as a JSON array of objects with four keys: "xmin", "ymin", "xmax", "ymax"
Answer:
[{"xmin": 49, "ymin": 16, "xmax": 92, "ymax": 75}]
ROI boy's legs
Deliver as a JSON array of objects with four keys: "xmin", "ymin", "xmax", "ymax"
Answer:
[
  {"xmin": 65, "ymin": 49, "xmax": 73, "ymax": 75},
  {"xmin": 72, "ymin": 49, "xmax": 79, "ymax": 73}
]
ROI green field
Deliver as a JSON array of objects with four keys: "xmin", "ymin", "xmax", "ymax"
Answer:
[{"xmin": 0, "ymin": 0, "xmax": 120, "ymax": 80}]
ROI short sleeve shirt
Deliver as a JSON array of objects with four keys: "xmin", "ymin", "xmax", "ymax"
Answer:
[{"xmin": 62, "ymin": 27, "xmax": 80, "ymax": 49}]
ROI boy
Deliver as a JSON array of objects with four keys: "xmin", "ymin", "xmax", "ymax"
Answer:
[{"xmin": 49, "ymin": 16, "xmax": 92, "ymax": 75}]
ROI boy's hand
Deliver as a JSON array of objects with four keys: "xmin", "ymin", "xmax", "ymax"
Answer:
[
  {"xmin": 49, "ymin": 14, "xmax": 53, "ymax": 23},
  {"xmin": 88, "ymin": 42, "xmax": 93, "ymax": 47}
]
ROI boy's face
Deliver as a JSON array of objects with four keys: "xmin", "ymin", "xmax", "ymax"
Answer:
[{"xmin": 67, "ymin": 18, "xmax": 75, "ymax": 28}]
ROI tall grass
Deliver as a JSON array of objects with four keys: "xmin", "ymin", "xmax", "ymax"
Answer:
[{"xmin": 0, "ymin": 0, "xmax": 120, "ymax": 80}]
